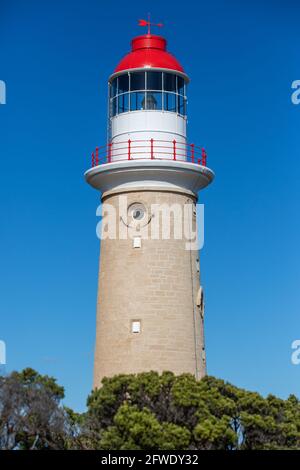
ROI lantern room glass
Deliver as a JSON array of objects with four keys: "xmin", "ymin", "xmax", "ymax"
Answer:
[{"xmin": 110, "ymin": 71, "xmax": 187, "ymax": 117}]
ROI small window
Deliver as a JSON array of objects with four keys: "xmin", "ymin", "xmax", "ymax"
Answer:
[
  {"xmin": 118, "ymin": 74, "xmax": 129, "ymax": 94},
  {"xmin": 146, "ymin": 71, "xmax": 162, "ymax": 91},
  {"xmin": 130, "ymin": 71, "xmax": 145, "ymax": 91},
  {"xmin": 128, "ymin": 203, "xmax": 146, "ymax": 221},
  {"xmin": 177, "ymin": 76, "xmax": 185, "ymax": 95},
  {"xmin": 164, "ymin": 73, "xmax": 177, "ymax": 92},
  {"xmin": 111, "ymin": 97, "xmax": 117, "ymax": 116},
  {"xmin": 164, "ymin": 92, "xmax": 177, "ymax": 112},
  {"xmin": 143, "ymin": 92, "xmax": 162, "ymax": 110},
  {"xmin": 131, "ymin": 320, "xmax": 141, "ymax": 333},
  {"xmin": 130, "ymin": 91, "xmax": 146, "ymax": 111},
  {"xmin": 177, "ymin": 95, "xmax": 185, "ymax": 116},
  {"xmin": 118, "ymin": 93, "xmax": 129, "ymax": 113},
  {"xmin": 111, "ymin": 78, "xmax": 118, "ymax": 97},
  {"xmin": 133, "ymin": 237, "xmax": 142, "ymax": 248},
  {"xmin": 132, "ymin": 208, "xmax": 144, "ymax": 220}
]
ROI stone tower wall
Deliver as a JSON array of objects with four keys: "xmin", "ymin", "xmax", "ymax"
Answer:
[{"xmin": 93, "ymin": 188, "xmax": 206, "ymax": 388}]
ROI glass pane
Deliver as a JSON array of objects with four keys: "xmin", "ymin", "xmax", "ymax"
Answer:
[
  {"xmin": 118, "ymin": 93, "xmax": 129, "ymax": 113},
  {"xmin": 111, "ymin": 78, "xmax": 118, "ymax": 97},
  {"xmin": 177, "ymin": 95, "xmax": 186, "ymax": 116},
  {"xmin": 178, "ymin": 76, "xmax": 185, "ymax": 95},
  {"xmin": 183, "ymin": 97, "xmax": 187, "ymax": 116},
  {"xmin": 130, "ymin": 71, "xmax": 145, "ymax": 91},
  {"xmin": 143, "ymin": 92, "xmax": 162, "ymax": 110},
  {"xmin": 164, "ymin": 73, "xmax": 177, "ymax": 92},
  {"xmin": 146, "ymin": 71, "xmax": 162, "ymax": 90},
  {"xmin": 111, "ymin": 97, "xmax": 117, "ymax": 116},
  {"xmin": 164, "ymin": 92, "xmax": 177, "ymax": 112},
  {"xmin": 177, "ymin": 95, "xmax": 184, "ymax": 116},
  {"xmin": 118, "ymin": 74, "xmax": 129, "ymax": 94},
  {"xmin": 130, "ymin": 92, "xmax": 146, "ymax": 111}
]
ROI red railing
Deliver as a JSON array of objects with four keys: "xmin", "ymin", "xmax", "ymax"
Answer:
[{"xmin": 91, "ymin": 139, "xmax": 207, "ymax": 167}]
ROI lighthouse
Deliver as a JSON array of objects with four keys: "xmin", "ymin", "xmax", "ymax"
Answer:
[{"xmin": 85, "ymin": 26, "xmax": 214, "ymax": 388}]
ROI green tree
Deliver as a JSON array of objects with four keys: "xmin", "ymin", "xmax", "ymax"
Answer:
[
  {"xmin": 98, "ymin": 403, "xmax": 191, "ymax": 450},
  {"xmin": 2, "ymin": 369, "xmax": 300, "ymax": 450},
  {"xmin": 0, "ymin": 368, "xmax": 70, "ymax": 449},
  {"xmin": 82, "ymin": 371, "xmax": 300, "ymax": 450}
]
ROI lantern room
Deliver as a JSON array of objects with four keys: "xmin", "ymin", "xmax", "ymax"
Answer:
[
  {"xmin": 107, "ymin": 34, "xmax": 189, "ymax": 161},
  {"xmin": 109, "ymin": 70, "xmax": 187, "ymax": 116},
  {"xmin": 85, "ymin": 29, "xmax": 214, "ymax": 195}
]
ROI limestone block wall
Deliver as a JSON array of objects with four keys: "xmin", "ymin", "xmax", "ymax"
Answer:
[{"xmin": 93, "ymin": 189, "xmax": 206, "ymax": 388}]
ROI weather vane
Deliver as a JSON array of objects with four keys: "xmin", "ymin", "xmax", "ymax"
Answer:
[{"xmin": 138, "ymin": 14, "xmax": 163, "ymax": 35}]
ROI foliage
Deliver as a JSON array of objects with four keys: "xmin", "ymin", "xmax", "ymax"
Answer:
[
  {"xmin": 0, "ymin": 368, "xmax": 69, "ymax": 449},
  {"xmin": 82, "ymin": 372, "xmax": 300, "ymax": 450},
  {"xmin": 1, "ymin": 369, "xmax": 300, "ymax": 450}
]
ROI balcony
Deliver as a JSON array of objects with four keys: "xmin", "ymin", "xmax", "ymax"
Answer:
[{"xmin": 91, "ymin": 139, "xmax": 207, "ymax": 168}]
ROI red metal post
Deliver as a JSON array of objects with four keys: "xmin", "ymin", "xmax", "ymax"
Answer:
[
  {"xmin": 95, "ymin": 147, "xmax": 99, "ymax": 166},
  {"xmin": 108, "ymin": 142, "xmax": 112, "ymax": 163},
  {"xmin": 173, "ymin": 139, "xmax": 176, "ymax": 160},
  {"xmin": 128, "ymin": 139, "xmax": 131, "ymax": 160},
  {"xmin": 150, "ymin": 138, "xmax": 154, "ymax": 159},
  {"xmin": 202, "ymin": 148, "xmax": 207, "ymax": 166},
  {"xmin": 92, "ymin": 152, "xmax": 95, "ymax": 167},
  {"xmin": 191, "ymin": 143, "xmax": 195, "ymax": 163}
]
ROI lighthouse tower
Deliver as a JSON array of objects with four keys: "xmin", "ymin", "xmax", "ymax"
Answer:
[{"xmin": 85, "ymin": 28, "xmax": 214, "ymax": 388}]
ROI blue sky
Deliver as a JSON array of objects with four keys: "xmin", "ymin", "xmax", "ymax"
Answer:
[{"xmin": 0, "ymin": 0, "xmax": 299, "ymax": 411}]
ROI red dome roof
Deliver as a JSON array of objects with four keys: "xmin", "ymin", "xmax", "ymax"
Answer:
[{"xmin": 114, "ymin": 34, "xmax": 185, "ymax": 74}]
